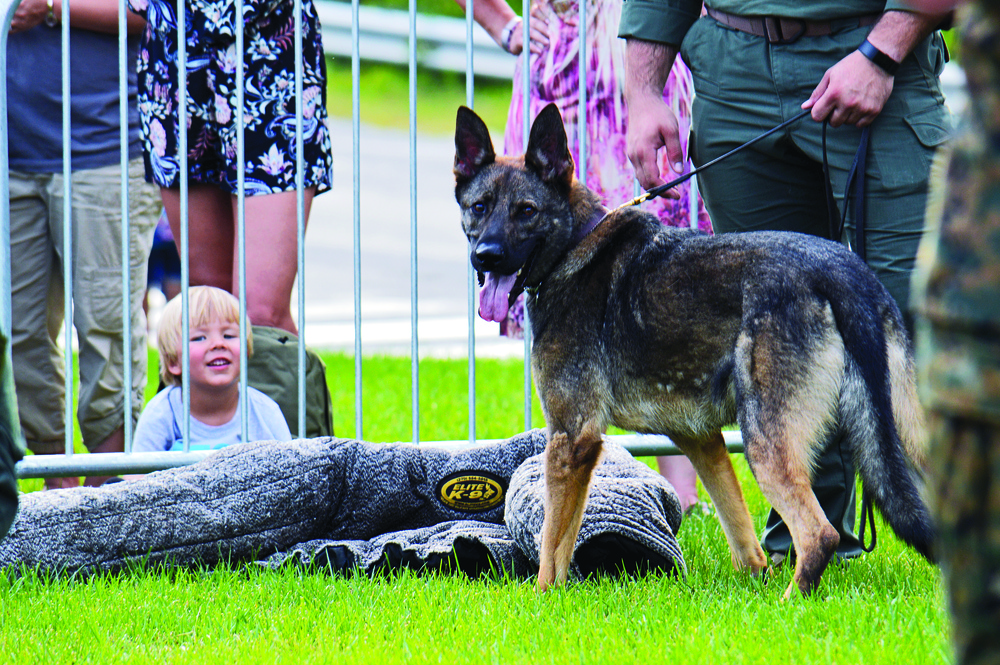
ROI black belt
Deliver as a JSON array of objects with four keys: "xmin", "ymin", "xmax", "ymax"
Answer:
[{"xmin": 705, "ymin": 7, "xmax": 880, "ymax": 45}]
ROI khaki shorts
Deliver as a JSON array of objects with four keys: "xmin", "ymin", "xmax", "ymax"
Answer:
[{"xmin": 9, "ymin": 158, "xmax": 158, "ymax": 453}]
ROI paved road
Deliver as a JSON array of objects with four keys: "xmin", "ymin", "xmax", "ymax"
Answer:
[{"xmin": 299, "ymin": 118, "xmax": 525, "ymax": 358}]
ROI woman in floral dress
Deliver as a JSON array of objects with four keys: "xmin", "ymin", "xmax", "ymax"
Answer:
[{"xmin": 128, "ymin": 0, "xmax": 333, "ymax": 334}]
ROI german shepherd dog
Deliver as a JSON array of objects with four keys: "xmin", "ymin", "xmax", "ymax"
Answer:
[{"xmin": 453, "ymin": 103, "xmax": 934, "ymax": 598}]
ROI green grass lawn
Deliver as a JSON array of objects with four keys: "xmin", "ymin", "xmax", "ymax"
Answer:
[
  {"xmin": 0, "ymin": 539, "xmax": 947, "ymax": 663},
  {"xmin": 7, "ymin": 351, "xmax": 951, "ymax": 663}
]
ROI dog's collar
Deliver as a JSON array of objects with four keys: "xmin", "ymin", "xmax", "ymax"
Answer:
[
  {"xmin": 572, "ymin": 208, "xmax": 608, "ymax": 244},
  {"xmin": 525, "ymin": 209, "xmax": 607, "ymax": 300}
]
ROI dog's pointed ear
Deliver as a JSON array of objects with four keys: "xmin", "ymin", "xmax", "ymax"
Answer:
[
  {"xmin": 525, "ymin": 103, "xmax": 575, "ymax": 187},
  {"xmin": 455, "ymin": 106, "xmax": 496, "ymax": 182}
]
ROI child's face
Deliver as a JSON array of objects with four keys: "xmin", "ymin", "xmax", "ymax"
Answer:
[{"xmin": 167, "ymin": 319, "xmax": 242, "ymax": 391}]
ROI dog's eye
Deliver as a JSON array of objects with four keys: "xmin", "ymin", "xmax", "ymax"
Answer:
[
  {"xmin": 521, "ymin": 205, "xmax": 536, "ymax": 218},
  {"xmin": 472, "ymin": 202, "xmax": 486, "ymax": 215}
]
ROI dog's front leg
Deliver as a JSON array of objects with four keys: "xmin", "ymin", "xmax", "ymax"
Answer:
[{"xmin": 537, "ymin": 419, "xmax": 604, "ymax": 592}]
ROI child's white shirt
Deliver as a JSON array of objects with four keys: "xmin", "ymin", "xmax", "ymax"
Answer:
[{"xmin": 132, "ymin": 386, "xmax": 292, "ymax": 452}]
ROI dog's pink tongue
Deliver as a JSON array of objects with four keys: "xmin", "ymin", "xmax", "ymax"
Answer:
[{"xmin": 479, "ymin": 272, "xmax": 517, "ymax": 322}]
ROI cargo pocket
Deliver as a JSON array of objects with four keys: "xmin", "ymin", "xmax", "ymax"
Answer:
[
  {"xmin": 870, "ymin": 103, "xmax": 952, "ymax": 191},
  {"xmin": 905, "ymin": 103, "xmax": 952, "ymax": 148},
  {"xmin": 78, "ymin": 268, "xmax": 127, "ymax": 334}
]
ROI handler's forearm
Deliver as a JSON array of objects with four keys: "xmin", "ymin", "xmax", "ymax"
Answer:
[
  {"xmin": 865, "ymin": 9, "xmax": 950, "ymax": 63},
  {"xmin": 624, "ymin": 39, "xmax": 678, "ymax": 103}
]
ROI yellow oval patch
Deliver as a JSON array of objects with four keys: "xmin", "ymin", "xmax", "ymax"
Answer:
[{"xmin": 437, "ymin": 471, "xmax": 506, "ymax": 512}]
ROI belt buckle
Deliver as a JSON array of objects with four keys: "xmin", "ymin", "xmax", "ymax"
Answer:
[{"xmin": 764, "ymin": 17, "xmax": 806, "ymax": 44}]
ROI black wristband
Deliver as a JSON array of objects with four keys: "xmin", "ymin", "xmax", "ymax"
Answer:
[{"xmin": 858, "ymin": 38, "xmax": 900, "ymax": 76}]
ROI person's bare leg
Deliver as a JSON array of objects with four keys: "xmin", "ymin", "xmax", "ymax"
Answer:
[
  {"xmin": 161, "ymin": 185, "xmax": 235, "ymax": 292},
  {"xmin": 82, "ymin": 425, "xmax": 124, "ymax": 487},
  {"xmin": 43, "ymin": 469, "xmax": 80, "ymax": 490},
  {"xmin": 657, "ymin": 454, "xmax": 700, "ymax": 513},
  {"xmin": 235, "ymin": 189, "xmax": 316, "ymax": 333}
]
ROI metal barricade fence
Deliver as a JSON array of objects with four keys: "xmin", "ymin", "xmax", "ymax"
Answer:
[{"xmin": 1, "ymin": 0, "xmax": 761, "ymax": 481}]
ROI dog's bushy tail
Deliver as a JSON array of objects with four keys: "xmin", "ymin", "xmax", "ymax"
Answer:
[{"xmin": 833, "ymin": 290, "xmax": 935, "ymax": 562}]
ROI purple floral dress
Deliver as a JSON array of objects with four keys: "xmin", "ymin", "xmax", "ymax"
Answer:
[
  {"xmin": 128, "ymin": 0, "xmax": 333, "ymax": 195},
  {"xmin": 500, "ymin": 0, "xmax": 711, "ymax": 338}
]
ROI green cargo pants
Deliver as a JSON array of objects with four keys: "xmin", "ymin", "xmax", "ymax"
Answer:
[{"xmin": 680, "ymin": 15, "xmax": 951, "ymax": 556}]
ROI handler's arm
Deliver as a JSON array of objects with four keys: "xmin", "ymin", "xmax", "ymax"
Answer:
[
  {"xmin": 619, "ymin": 0, "xmax": 701, "ymax": 192},
  {"xmin": 803, "ymin": 9, "xmax": 950, "ymax": 127},
  {"xmin": 624, "ymin": 39, "xmax": 683, "ymax": 194}
]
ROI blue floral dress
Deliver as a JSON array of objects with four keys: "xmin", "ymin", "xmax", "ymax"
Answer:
[{"xmin": 128, "ymin": 0, "xmax": 334, "ymax": 195}]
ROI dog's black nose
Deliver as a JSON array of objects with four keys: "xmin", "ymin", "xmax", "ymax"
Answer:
[{"xmin": 474, "ymin": 242, "xmax": 506, "ymax": 271}]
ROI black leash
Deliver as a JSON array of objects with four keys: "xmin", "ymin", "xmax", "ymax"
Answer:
[
  {"xmin": 823, "ymin": 121, "xmax": 878, "ymax": 554},
  {"xmin": 823, "ymin": 123, "xmax": 871, "ymax": 259},
  {"xmin": 858, "ymin": 487, "xmax": 878, "ymax": 553},
  {"xmin": 612, "ymin": 108, "xmax": 813, "ymax": 212}
]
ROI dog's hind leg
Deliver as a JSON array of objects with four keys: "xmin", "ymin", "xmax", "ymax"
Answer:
[
  {"xmin": 734, "ymin": 301, "xmax": 846, "ymax": 598},
  {"xmin": 748, "ymin": 454, "xmax": 839, "ymax": 599},
  {"xmin": 538, "ymin": 418, "xmax": 604, "ymax": 592},
  {"xmin": 734, "ymin": 317, "xmax": 846, "ymax": 598},
  {"xmin": 675, "ymin": 433, "xmax": 768, "ymax": 574}
]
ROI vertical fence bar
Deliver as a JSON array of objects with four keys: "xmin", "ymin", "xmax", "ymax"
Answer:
[
  {"xmin": 520, "ymin": 0, "xmax": 531, "ymax": 432},
  {"xmin": 577, "ymin": 0, "xmax": 586, "ymax": 188},
  {"xmin": 465, "ymin": 0, "xmax": 476, "ymax": 444},
  {"xmin": 352, "ymin": 0, "xmax": 363, "ymax": 439},
  {"xmin": 409, "ymin": 0, "xmax": 419, "ymax": 443},
  {"xmin": 61, "ymin": 0, "xmax": 73, "ymax": 456},
  {"xmin": 295, "ymin": 0, "xmax": 306, "ymax": 438},
  {"xmin": 236, "ymin": 0, "xmax": 249, "ymax": 438},
  {"xmin": 119, "ymin": 0, "xmax": 133, "ymax": 451},
  {"xmin": 1, "ymin": 4, "xmax": 13, "ymax": 353},
  {"xmin": 520, "ymin": 0, "xmax": 530, "ymax": 149},
  {"xmin": 178, "ymin": 0, "xmax": 191, "ymax": 450}
]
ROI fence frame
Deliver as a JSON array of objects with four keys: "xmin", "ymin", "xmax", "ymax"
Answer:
[{"xmin": 19, "ymin": 1, "xmax": 972, "ymax": 478}]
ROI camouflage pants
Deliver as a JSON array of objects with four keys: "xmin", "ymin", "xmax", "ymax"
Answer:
[{"xmin": 930, "ymin": 409, "xmax": 1000, "ymax": 665}]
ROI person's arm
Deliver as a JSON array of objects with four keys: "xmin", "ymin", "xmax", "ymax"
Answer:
[
  {"xmin": 620, "ymin": 0, "xmax": 701, "ymax": 192},
  {"xmin": 453, "ymin": 0, "xmax": 547, "ymax": 56},
  {"xmin": 623, "ymin": 39, "xmax": 683, "ymax": 196},
  {"xmin": 9, "ymin": 0, "xmax": 146, "ymax": 35},
  {"xmin": 802, "ymin": 9, "xmax": 950, "ymax": 127}
]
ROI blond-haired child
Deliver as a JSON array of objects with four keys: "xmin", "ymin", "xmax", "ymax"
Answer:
[{"xmin": 133, "ymin": 286, "xmax": 291, "ymax": 452}]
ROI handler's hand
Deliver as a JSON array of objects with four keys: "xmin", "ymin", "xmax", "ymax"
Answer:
[
  {"xmin": 9, "ymin": 0, "xmax": 48, "ymax": 33},
  {"xmin": 803, "ymin": 49, "xmax": 894, "ymax": 128},
  {"xmin": 625, "ymin": 94, "xmax": 683, "ymax": 199}
]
